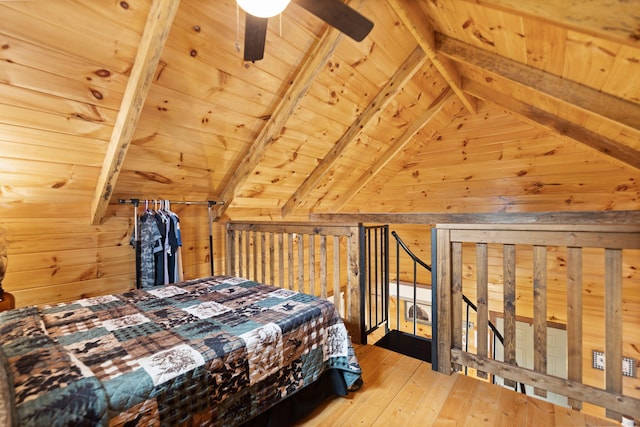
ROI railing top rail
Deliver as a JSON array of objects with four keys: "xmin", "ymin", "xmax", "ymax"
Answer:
[
  {"xmin": 227, "ymin": 221, "xmax": 357, "ymax": 236},
  {"xmin": 312, "ymin": 210, "xmax": 640, "ymax": 225},
  {"xmin": 435, "ymin": 223, "xmax": 640, "ymax": 233},
  {"xmin": 439, "ymin": 227, "xmax": 640, "ymax": 249}
]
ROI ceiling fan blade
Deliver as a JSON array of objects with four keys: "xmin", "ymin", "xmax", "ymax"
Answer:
[
  {"xmin": 293, "ymin": 0, "xmax": 374, "ymax": 42},
  {"xmin": 244, "ymin": 14, "xmax": 268, "ymax": 61}
]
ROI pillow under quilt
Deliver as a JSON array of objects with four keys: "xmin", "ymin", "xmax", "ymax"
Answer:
[
  {"xmin": 0, "ymin": 307, "xmax": 47, "ymax": 427},
  {"xmin": 0, "ymin": 307, "xmax": 109, "ymax": 427},
  {"xmin": 0, "ymin": 350, "xmax": 16, "ymax": 427}
]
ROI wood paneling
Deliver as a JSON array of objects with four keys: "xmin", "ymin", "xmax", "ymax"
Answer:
[
  {"xmin": 0, "ymin": 0, "xmax": 639, "ymax": 420},
  {"xmin": 338, "ymin": 103, "xmax": 638, "ymax": 214},
  {"xmin": 1, "ymin": 0, "xmax": 637, "ymax": 221},
  {"xmin": 2, "ymin": 204, "xmax": 225, "ymax": 307}
]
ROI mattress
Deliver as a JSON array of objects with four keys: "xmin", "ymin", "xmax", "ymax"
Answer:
[{"xmin": 0, "ymin": 275, "xmax": 361, "ymax": 426}]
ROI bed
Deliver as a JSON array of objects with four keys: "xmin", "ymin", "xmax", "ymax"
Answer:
[{"xmin": 0, "ymin": 275, "xmax": 362, "ymax": 426}]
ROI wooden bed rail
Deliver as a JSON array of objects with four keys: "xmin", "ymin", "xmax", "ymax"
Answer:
[
  {"xmin": 435, "ymin": 223, "xmax": 640, "ymax": 421},
  {"xmin": 225, "ymin": 221, "xmax": 363, "ymax": 343}
]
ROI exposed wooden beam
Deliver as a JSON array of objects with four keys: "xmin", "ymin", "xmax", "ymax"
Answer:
[
  {"xmin": 214, "ymin": 28, "xmax": 344, "ymax": 220},
  {"xmin": 465, "ymin": 79, "xmax": 640, "ymax": 171},
  {"xmin": 387, "ymin": 0, "xmax": 477, "ymax": 114},
  {"xmin": 457, "ymin": 0, "xmax": 640, "ymax": 48},
  {"xmin": 281, "ymin": 46, "xmax": 428, "ymax": 217},
  {"xmin": 90, "ymin": 0, "xmax": 179, "ymax": 225},
  {"xmin": 328, "ymin": 87, "xmax": 456, "ymax": 212},
  {"xmin": 309, "ymin": 210, "xmax": 640, "ymax": 225},
  {"xmin": 436, "ymin": 33, "xmax": 640, "ymax": 133}
]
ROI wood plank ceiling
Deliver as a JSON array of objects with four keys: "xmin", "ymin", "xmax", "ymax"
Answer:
[{"xmin": 1, "ymin": 0, "xmax": 638, "ymax": 224}]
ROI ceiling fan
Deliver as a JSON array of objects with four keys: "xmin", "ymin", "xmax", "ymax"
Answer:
[{"xmin": 238, "ymin": 0, "xmax": 374, "ymax": 62}]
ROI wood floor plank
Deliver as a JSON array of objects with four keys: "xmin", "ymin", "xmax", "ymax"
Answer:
[
  {"xmin": 339, "ymin": 350, "xmax": 422, "ymax": 426},
  {"xmin": 464, "ymin": 380, "xmax": 505, "ymax": 426},
  {"xmin": 372, "ymin": 362, "xmax": 456, "ymax": 426},
  {"xmin": 555, "ymin": 406, "xmax": 585, "ymax": 426},
  {"xmin": 369, "ymin": 392, "xmax": 415, "ymax": 425},
  {"xmin": 525, "ymin": 396, "xmax": 555, "ymax": 427},
  {"xmin": 433, "ymin": 374, "xmax": 480, "ymax": 426},
  {"xmin": 496, "ymin": 384, "xmax": 529, "ymax": 427},
  {"xmin": 415, "ymin": 373, "xmax": 459, "ymax": 424},
  {"xmin": 300, "ymin": 346, "xmax": 394, "ymax": 425},
  {"xmin": 296, "ymin": 345, "xmax": 419, "ymax": 426},
  {"xmin": 585, "ymin": 413, "xmax": 618, "ymax": 426}
]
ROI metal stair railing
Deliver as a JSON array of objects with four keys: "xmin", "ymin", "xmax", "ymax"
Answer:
[
  {"xmin": 391, "ymin": 231, "xmax": 431, "ymax": 336},
  {"xmin": 361, "ymin": 225, "xmax": 390, "ymax": 340}
]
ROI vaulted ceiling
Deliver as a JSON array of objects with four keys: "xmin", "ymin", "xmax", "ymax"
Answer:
[{"xmin": 1, "ymin": 0, "xmax": 638, "ymax": 224}]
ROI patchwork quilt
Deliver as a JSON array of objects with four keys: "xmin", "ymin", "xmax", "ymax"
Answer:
[{"xmin": 0, "ymin": 276, "xmax": 362, "ymax": 426}]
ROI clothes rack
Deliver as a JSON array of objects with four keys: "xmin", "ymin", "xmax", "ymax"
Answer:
[{"xmin": 119, "ymin": 199, "xmax": 223, "ymax": 288}]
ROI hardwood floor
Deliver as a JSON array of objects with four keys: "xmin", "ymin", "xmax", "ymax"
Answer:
[{"xmin": 296, "ymin": 345, "xmax": 618, "ymax": 426}]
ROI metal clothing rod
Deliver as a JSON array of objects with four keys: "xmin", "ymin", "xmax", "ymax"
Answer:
[
  {"xmin": 133, "ymin": 199, "xmax": 141, "ymax": 289},
  {"xmin": 207, "ymin": 203, "xmax": 214, "ymax": 276},
  {"xmin": 118, "ymin": 199, "xmax": 224, "ymax": 206}
]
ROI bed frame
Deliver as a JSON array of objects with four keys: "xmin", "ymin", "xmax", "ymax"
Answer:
[{"xmin": 434, "ymin": 223, "xmax": 640, "ymax": 421}]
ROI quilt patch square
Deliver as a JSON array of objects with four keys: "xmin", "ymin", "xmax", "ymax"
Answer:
[
  {"xmin": 111, "ymin": 320, "xmax": 164, "ymax": 342},
  {"xmin": 119, "ymin": 289, "xmax": 156, "ymax": 304},
  {"xmin": 146, "ymin": 285, "xmax": 189, "ymax": 299},
  {"xmin": 325, "ymin": 324, "xmax": 349, "ymax": 359},
  {"xmin": 220, "ymin": 277, "xmax": 251, "ymax": 286},
  {"xmin": 184, "ymin": 301, "xmax": 231, "ymax": 319},
  {"xmin": 269, "ymin": 288, "xmax": 297, "ymax": 299},
  {"xmin": 146, "ymin": 305, "xmax": 199, "ymax": 330},
  {"xmin": 76, "ymin": 295, "xmax": 120, "ymax": 307},
  {"xmin": 213, "ymin": 285, "xmax": 253, "ymax": 299},
  {"xmin": 138, "ymin": 344, "xmax": 204, "ymax": 386},
  {"xmin": 241, "ymin": 322, "xmax": 283, "ymax": 385},
  {"xmin": 0, "ymin": 313, "xmax": 46, "ymax": 343},
  {"xmin": 102, "ymin": 313, "xmax": 151, "ymax": 331},
  {"xmin": 62, "ymin": 333, "xmax": 134, "ymax": 380},
  {"xmin": 10, "ymin": 344, "xmax": 87, "ymax": 404},
  {"xmin": 41, "ymin": 307, "xmax": 100, "ymax": 336},
  {"xmin": 123, "ymin": 330, "xmax": 183, "ymax": 359}
]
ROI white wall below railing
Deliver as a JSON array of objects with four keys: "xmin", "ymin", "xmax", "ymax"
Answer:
[{"xmin": 388, "ymin": 280, "xmax": 431, "ymax": 304}]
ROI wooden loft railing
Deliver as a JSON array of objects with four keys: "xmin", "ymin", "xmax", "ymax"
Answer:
[
  {"xmin": 225, "ymin": 221, "xmax": 363, "ymax": 343},
  {"xmin": 434, "ymin": 223, "xmax": 640, "ymax": 422},
  {"xmin": 226, "ymin": 212, "xmax": 640, "ymax": 421}
]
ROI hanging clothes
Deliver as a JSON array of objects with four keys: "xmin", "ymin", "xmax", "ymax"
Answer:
[
  {"xmin": 170, "ymin": 210, "xmax": 183, "ymax": 282},
  {"xmin": 130, "ymin": 209, "xmax": 163, "ymax": 288},
  {"xmin": 130, "ymin": 201, "xmax": 183, "ymax": 288},
  {"xmin": 162, "ymin": 201, "xmax": 182, "ymax": 283},
  {"xmin": 153, "ymin": 207, "xmax": 167, "ymax": 286}
]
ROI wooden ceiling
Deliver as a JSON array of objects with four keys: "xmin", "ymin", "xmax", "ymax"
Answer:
[{"xmin": 1, "ymin": 0, "xmax": 638, "ymax": 224}]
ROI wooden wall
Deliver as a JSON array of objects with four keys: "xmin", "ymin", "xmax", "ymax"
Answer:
[
  {"xmin": 337, "ymin": 103, "xmax": 638, "ymax": 214},
  {"xmin": 1, "ymin": 203, "xmax": 225, "ymax": 307},
  {"xmin": 0, "ymin": 0, "xmax": 637, "ymax": 421}
]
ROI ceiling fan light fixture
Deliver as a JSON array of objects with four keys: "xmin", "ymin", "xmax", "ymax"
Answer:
[{"xmin": 237, "ymin": 0, "xmax": 291, "ymax": 18}]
